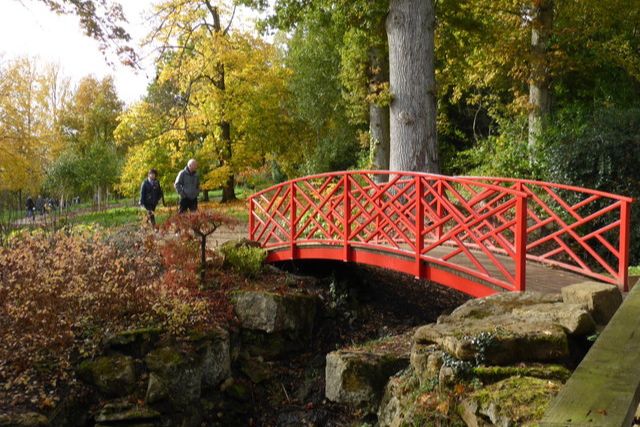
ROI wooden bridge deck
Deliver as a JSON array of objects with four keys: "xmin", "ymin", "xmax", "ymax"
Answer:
[{"xmin": 426, "ymin": 246, "xmax": 597, "ymax": 294}]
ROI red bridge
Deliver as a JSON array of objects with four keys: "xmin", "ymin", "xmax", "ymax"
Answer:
[{"xmin": 248, "ymin": 171, "xmax": 633, "ymax": 297}]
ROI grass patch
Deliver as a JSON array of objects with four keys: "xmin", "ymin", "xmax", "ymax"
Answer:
[
  {"xmin": 73, "ymin": 207, "xmax": 170, "ymax": 228},
  {"xmin": 629, "ymin": 265, "xmax": 640, "ymax": 276}
]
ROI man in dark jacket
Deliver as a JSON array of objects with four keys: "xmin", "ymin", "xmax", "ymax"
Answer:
[
  {"xmin": 174, "ymin": 159, "xmax": 200, "ymax": 213},
  {"xmin": 140, "ymin": 169, "xmax": 165, "ymax": 226}
]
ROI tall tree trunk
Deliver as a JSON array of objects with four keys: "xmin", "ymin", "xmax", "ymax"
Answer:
[
  {"xmin": 386, "ymin": 0, "xmax": 439, "ymax": 173},
  {"xmin": 220, "ymin": 120, "xmax": 236, "ymax": 202},
  {"xmin": 369, "ymin": 45, "xmax": 390, "ymax": 183},
  {"xmin": 528, "ymin": 0, "xmax": 554, "ymax": 153}
]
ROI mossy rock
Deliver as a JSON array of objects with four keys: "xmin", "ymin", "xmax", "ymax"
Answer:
[
  {"xmin": 144, "ymin": 346, "xmax": 202, "ymax": 407},
  {"xmin": 95, "ymin": 401, "xmax": 160, "ymax": 424},
  {"xmin": 232, "ymin": 290, "xmax": 317, "ymax": 335},
  {"xmin": 77, "ymin": 354, "xmax": 136, "ymax": 397},
  {"xmin": 325, "ymin": 350, "xmax": 409, "ymax": 413},
  {"xmin": 461, "ymin": 376, "xmax": 561, "ymax": 426},
  {"xmin": 0, "ymin": 413, "xmax": 49, "ymax": 427},
  {"xmin": 144, "ymin": 346, "xmax": 185, "ymax": 374},
  {"xmin": 239, "ymin": 356, "xmax": 274, "ymax": 384},
  {"xmin": 104, "ymin": 327, "xmax": 162, "ymax": 358},
  {"xmin": 441, "ymin": 292, "xmax": 562, "ymax": 323},
  {"xmin": 414, "ymin": 315, "xmax": 569, "ymax": 365},
  {"xmin": 473, "ymin": 364, "xmax": 571, "ymax": 383}
]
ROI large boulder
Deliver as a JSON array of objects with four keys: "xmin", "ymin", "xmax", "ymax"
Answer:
[
  {"xmin": 561, "ymin": 281, "xmax": 623, "ymax": 325},
  {"xmin": 233, "ymin": 290, "xmax": 318, "ymax": 358},
  {"xmin": 191, "ymin": 328, "xmax": 231, "ymax": 388},
  {"xmin": 325, "ymin": 350, "xmax": 409, "ymax": 412},
  {"xmin": 377, "ymin": 368, "xmax": 420, "ymax": 427},
  {"xmin": 144, "ymin": 346, "xmax": 202, "ymax": 407},
  {"xmin": 511, "ymin": 303, "xmax": 596, "ymax": 335},
  {"xmin": 233, "ymin": 290, "xmax": 317, "ymax": 334},
  {"xmin": 77, "ymin": 354, "xmax": 136, "ymax": 397},
  {"xmin": 414, "ymin": 315, "xmax": 569, "ymax": 365},
  {"xmin": 440, "ymin": 292, "xmax": 562, "ymax": 323}
]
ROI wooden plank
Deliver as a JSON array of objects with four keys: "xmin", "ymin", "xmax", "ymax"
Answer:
[{"xmin": 540, "ymin": 283, "xmax": 640, "ymax": 427}]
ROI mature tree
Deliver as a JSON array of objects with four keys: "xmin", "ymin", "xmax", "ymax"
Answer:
[
  {"xmin": 48, "ymin": 76, "xmax": 123, "ymax": 201},
  {"xmin": 117, "ymin": 0, "xmax": 300, "ymax": 201},
  {"xmin": 387, "ymin": 0, "xmax": 438, "ymax": 173},
  {"xmin": 0, "ymin": 57, "xmax": 70, "ymax": 193},
  {"xmin": 284, "ymin": 10, "xmax": 362, "ymax": 174},
  {"xmin": 266, "ymin": 0, "xmax": 437, "ymax": 173}
]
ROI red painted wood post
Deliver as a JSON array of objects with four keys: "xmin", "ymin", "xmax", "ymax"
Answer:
[
  {"xmin": 514, "ymin": 183, "xmax": 527, "ymax": 291},
  {"xmin": 343, "ymin": 174, "xmax": 351, "ymax": 262},
  {"xmin": 436, "ymin": 179, "xmax": 443, "ymax": 240},
  {"xmin": 248, "ymin": 197, "xmax": 255, "ymax": 241},
  {"xmin": 415, "ymin": 175, "xmax": 423, "ymax": 278},
  {"xmin": 619, "ymin": 200, "xmax": 631, "ymax": 291},
  {"xmin": 290, "ymin": 182, "xmax": 296, "ymax": 259}
]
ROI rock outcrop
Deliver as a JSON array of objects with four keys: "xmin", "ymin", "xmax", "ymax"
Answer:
[
  {"xmin": 233, "ymin": 290, "xmax": 318, "ymax": 358},
  {"xmin": 325, "ymin": 350, "xmax": 408, "ymax": 412},
  {"xmin": 561, "ymin": 281, "xmax": 623, "ymax": 324},
  {"xmin": 378, "ymin": 290, "xmax": 604, "ymax": 427}
]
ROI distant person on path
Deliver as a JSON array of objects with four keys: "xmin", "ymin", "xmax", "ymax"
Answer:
[
  {"xmin": 140, "ymin": 168, "xmax": 165, "ymax": 226},
  {"xmin": 35, "ymin": 195, "xmax": 44, "ymax": 215},
  {"xmin": 25, "ymin": 196, "xmax": 35, "ymax": 220},
  {"xmin": 174, "ymin": 159, "xmax": 200, "ymax": 213}
]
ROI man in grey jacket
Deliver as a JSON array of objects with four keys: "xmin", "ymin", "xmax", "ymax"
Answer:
[{"xmin": 174, "ymin": 159, "xmax": 200, "ymax": 213}]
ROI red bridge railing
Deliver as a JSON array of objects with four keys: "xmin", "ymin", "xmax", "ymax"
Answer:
[{"xmin": 248, "ymin": 171, "xmax": 632, "ymax": 296}]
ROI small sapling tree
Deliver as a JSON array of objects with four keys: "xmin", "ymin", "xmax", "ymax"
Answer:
[{"xmin": 163, "ymin": 210, "xmax": 238, "ymax": 286}]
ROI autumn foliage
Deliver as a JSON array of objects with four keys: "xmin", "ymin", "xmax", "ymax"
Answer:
[{"xmin": 0, "ymin": 219, "xmax": 236, "ymax": 412}]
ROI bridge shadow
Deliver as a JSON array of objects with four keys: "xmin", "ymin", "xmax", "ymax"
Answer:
[{"xmin": 273, "ymin": 259, "xmax": 470, "ymax": 326}]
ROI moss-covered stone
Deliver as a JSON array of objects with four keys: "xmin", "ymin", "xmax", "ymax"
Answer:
[
  {"xmin": 232, "ymin": 290, "xmax": 317, "ymax": 335},
  {"xmin": 224, "ymin": 381, "xmax": 251, "ymax": 402},
  {"xmin": 144, "ymin": 346, "xmax": 202, "ymax": 407},
  {"xmin": 77, "ymin": 354, "xmax": 136, "ymax": 397},
  {"xmin": 325, "ymin": 350, "xmax": 409, "ymax": 413},
  {"xmin": 144, "ymin": 346, "xmax": 184, "ymax": 374},
  {"xmin": 104, "ymin": 327, "xmax": 162, "ymax": 358},
  {"xmin": 462, "ymin": 376, "xmax": 561, "ymax": 426},
  {"xmin": 0, "ymin": 413, "xmax": 49, "ymax": 427},
  {"xmin": 473, "ymin": 364, "xmax": 571, "ymax": 383},
  {"xmin": 94, "ymin": 401, "xmax": 160, "ymax": 423},
  {"xmin": 239, "ymin": 356, "xmax": 274, "ymax": 384},
  {"xmin": 414, "ymin": 315, "xmax": 569, "ymax": 365},
  {"xmin": 561, "ymin": 281, "xmax": 623, "ymax": 325}
]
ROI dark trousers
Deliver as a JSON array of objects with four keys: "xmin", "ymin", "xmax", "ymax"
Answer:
[
  {"xmin": 143, "ymin": 204, "xmax": 158, "ymax": 226},
  {"xmin": 179, "ymin": 197, "xmax": 198, "ymax": 213}
]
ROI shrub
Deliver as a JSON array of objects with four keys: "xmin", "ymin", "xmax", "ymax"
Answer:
[
  {"xmin": 542, "ymin": 106, "xmax": 640, "ymax": 264},
  {"xmin": 219, "ymin": 242, "xmax": 267, "ymax": 278},
  {"xmin": 0, "ymin": 226, "xmax": 226, "ymax": 412}
]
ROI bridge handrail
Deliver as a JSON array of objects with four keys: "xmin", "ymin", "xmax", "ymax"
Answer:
[
  {"xmin": 460, "ymin": 176, "xmax": 633, "ymax": 203},
  {"xmin": 248, "ymin": 171, "xmax": 632, "ymax": 294},
  {"xmin": 249, "ymin": 171, "xmax": 531, "ymax": 293},
  {"xmin": 461, "ymin": 176, "xmax": 633, "ymax": 288},
  {"xmin": 249, "ymin": 171, "xmax": 529, "ymax": 199}
]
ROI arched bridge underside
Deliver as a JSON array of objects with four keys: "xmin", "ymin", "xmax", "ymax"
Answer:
[{"xmin": 248, "ymin": 171, "xmax": 633, "ymax": 297}]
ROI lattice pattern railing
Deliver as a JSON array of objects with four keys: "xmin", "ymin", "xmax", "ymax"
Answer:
[
  {"xmin": 250, "ymin": 171, "xmax": 529, "ymax": 291},
  {"xmin": 462, "ymin": 177, "xmax": 632, "ymax": 287},
  {"xmin": 249, "ymin": 171, "xmax": 632, "ymax": 292}
]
